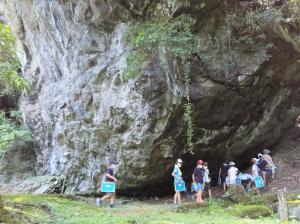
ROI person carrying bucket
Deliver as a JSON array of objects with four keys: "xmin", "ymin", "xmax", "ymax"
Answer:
[
  {"xmin": 192, "ymin": 160, "xmax": 205, "ymax": 203},
  {"xmin": 251, "ymin": 158, "xmax": 264, "ymax": 194},
  {"xmin": 96, "ymin": 161, "xmax": 118, "ymax": 208},
  {"xmin": 172, "ymin": 159, "xmax": 184, "ymax": 206}
]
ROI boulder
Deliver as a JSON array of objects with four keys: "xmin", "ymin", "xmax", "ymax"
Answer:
[{"xmin": 1, "ymin": 0, "xmax": 300, "ymax": 195}]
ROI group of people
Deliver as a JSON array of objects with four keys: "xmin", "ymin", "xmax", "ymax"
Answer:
[
  {"xmin": 96, "ymin": 149, "xmax": 276, "ymax": 208},
  {"xmin": 172, "ymin": 148, "xmax": 276, "ymax": 205},
  {"xmin": 219, "ymin": 148, "xmax": 276, "ymax": 194},
  {"xmin": 172, "ymin": 159, "xmax": 212, "ymax": 205}
]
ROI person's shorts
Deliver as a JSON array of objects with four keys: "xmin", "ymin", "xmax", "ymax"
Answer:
[
  {"xmin": 204, "ymin": 182, "xmax": 211, "ymax": 191},
  {"xmin": 192, "ymin": 183, "xmax": 203, "ymax": 192},
  {"xmin": 241, "ymin": 178, "xmax": 251, "ymax": 186},
  {"xmin": 266, "ymin": 169, "xmax": 272, "ymax": 175},
  {"xmin": 221, "ymin": 176, "xmax": 226, "ymax": 184},
  {"xmin": 227, "ymin": 177, "xmax": 236, "ymax": 185}
]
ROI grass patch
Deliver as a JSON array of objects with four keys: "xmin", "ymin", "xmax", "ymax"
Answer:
[
  {"xmin": 228, "ymin": 204, "xmax": 273, "ymax": 219},
  {"xmin": 0, "ymin": 194, "xmax": 282, "ymax": 224}
]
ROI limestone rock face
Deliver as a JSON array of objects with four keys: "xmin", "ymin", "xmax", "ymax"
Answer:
[{"xmin": 1, "ymin": 0, "xmax": 300, "ymax": 195}]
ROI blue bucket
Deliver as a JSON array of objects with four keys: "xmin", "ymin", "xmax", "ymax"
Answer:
[
  {"xmin": 254, "ymin": 176, "xmax": 264, "ymax": 188},
  {"xmin": 175, "ymin": 180, "xmax": 186, "ymax": 192},
  {"xmin": 101, "ymin": 182, "xmax": 116, "ymax": 193}
]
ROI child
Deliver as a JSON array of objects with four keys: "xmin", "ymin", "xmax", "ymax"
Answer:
[{"xmin": 203, "ymin": 162, "xmax": 212, "ymax": 199}]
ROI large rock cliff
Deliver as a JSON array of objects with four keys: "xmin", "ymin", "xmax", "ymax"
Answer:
[{"xmin": 1, "ymin": 0, "xmax": 300, "ymax": 195}]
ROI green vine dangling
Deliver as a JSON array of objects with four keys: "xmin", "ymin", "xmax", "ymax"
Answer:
[
  {"xmin": 183, "ymin": 61, "xmax": 193, "ymax": 153},
  {"xmin": 124, "ymin": 15, "xmax": 207, "ymax": 153}
]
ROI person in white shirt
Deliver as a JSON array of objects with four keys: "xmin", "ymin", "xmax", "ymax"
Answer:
[
  {"xmin": 252, "ymin": 158, "xmax": 259, "ymax": 177},
  {"xmin": 203, "ymin": 162, "xmax": 212, "ymax": 199},
  {"xmin": 227, "ymin": 162, "xmax": 239, "ymax": 185},
  {"xmin": 251, "ymin": 158, "xmax": 260, "ymax": 194}
]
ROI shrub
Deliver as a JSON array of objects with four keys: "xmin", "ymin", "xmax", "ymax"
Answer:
[
  {"xmin": 0, "ymin": 22, "xmax": 29, "ymax": 96},
  {"xmin": 0, "ymin": 110, "xmax": 33, "ymax": 156},
  {"xmin": 226, "ymin": 7, "xmax": 281, "ymax": 48},
  {"xmin": 123, "ymin": 15, "xmax": 205, "ymax": 80}
]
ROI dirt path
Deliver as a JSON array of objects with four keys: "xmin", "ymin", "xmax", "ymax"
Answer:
[{"xmin": 268, "ymin": 128, "xmax": 300, "ymax": 192}]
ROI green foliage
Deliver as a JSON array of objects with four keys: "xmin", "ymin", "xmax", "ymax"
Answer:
[
  {"xmin": 226, "ymin": 9, "xmax": 278, "ymax": 46},
  {"xmin": 183, "ymin": 62, "xmax": 193, "ymax": 152},
  {"xmin": 287, "ymin": 0, "xmax": 300, "ymax": 21},
  {"xmin": 0, "ymin": 23, "xmax": 29, "ymax": 96},
  {"xmin": 123, "ymin": 15, "xmax": 204, "ymax": 80},
  {"xmin": 124, "ymin": 15, "xmax": 206, "ymax": 152},
  {"xmin": 0, "ymin": 111, "xmax": 32, "ymax": 156}
]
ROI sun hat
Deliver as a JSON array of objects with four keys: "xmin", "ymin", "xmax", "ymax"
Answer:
[
  {"xmin": 229, "ymin": 161, "xmax": 235, "ymax": 166},
  {"xmin": 263, "ymin": 149, "xmax": 271, "ymax": 154},
  {"xmin": 177, "ymin": 159, "xmax": 183, "ymax": 164}
]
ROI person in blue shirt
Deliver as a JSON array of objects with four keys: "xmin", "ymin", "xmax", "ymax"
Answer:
[{"xmin": 172, "ymin": 159, "xmax": 183, "ymax": 205}]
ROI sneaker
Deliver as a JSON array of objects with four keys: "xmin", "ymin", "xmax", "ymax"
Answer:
[
  {"xmin": 109, "ymin": 204, "xmax": 115, "ymax": 208},
  {"xmin": 96, "ymin": 198, "xmax": 103, "ymax": 207}
]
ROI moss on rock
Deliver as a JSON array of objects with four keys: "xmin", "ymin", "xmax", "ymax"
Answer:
[{"xmin": 228, "ymin": 204, "xmax": 273, "ymax": 219}]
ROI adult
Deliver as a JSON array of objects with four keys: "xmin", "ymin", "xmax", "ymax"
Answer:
[
  {"xmin": 97, "ymin": 161, "xmax": 118, "ymax": 208},
  {"xmin": 172, "ymin": 159, "xmax": 183, "ymax": 205},
  {"xmin": 203, "ymin": 162, "xmax": 212, "ymax": 199},
  {"xmin": 227, "ymin": 162, "xmax": 239, "ymax": 186},
  {"xmin": 251, "ymin": 158, "xmax": 261, "ymax": 194},
  {"xmin": 262, "ymin": 149, "xmax": 276, "ymax": 180},
  {"xmin": 257, "ymin": 153, "xmax": 268, "ymax": 185},
  {"xmin": 192, "ymin": 160, "xmax": 205, "ymax": 203},
  {"xmin": 219, "ymin": 162, "xmax": 229, "ymax": 192},
  {"xmin": 239, "ymin": 173, "xmax": 253, "ymax": 192}
]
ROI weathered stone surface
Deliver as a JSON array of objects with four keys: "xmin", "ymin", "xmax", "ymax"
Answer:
[{"xmin": 0, "ymin": 0, "xmax": 300, "ymax": 196}]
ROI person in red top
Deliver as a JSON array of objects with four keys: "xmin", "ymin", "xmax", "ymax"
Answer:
[
  {"xmin": 97, "ymin": 162, "xmax": 118, "ymax": 208},
  {"xmin": 192, "ymin": 160, "xmax": 205, "ymax": 203}
]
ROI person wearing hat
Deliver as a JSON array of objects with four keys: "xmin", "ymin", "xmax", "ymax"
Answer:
[
  {"xmin": 257, "ymin": 153, "xmax": 268, "ymax": 186},
  {"xmin": 227, "ymin": 162, "xmax": 239, "ymax": 186},
  {"xmin": 262, "ymin": 149, "xmax": 276, "ymax": 180},
  {"xmin": 172, "ymin": 159, "xmax": 183, "ymax": 205},
  {"xmin": 218, "ymin": 162, "xmax": 229, "ymax": 192},
  {"xmin": 192, "ymin": 160, "xmax": 205, "ymax": 203},
  {"xmin": 97, "ymin": 161, "xmax": 118, "ymax": 208},
  {"xmin": 203, "ymin": 162, "xmax": 212, "ymax": 199}
]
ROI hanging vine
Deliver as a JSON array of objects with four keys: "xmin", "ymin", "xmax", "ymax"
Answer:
[
  {"xmin": 183, "ymin": 61, "xmax": 193, "ymax": 152},
  {"xmin": 123, "ymin": 15, "xmax": 205, "ymax": 152}
]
